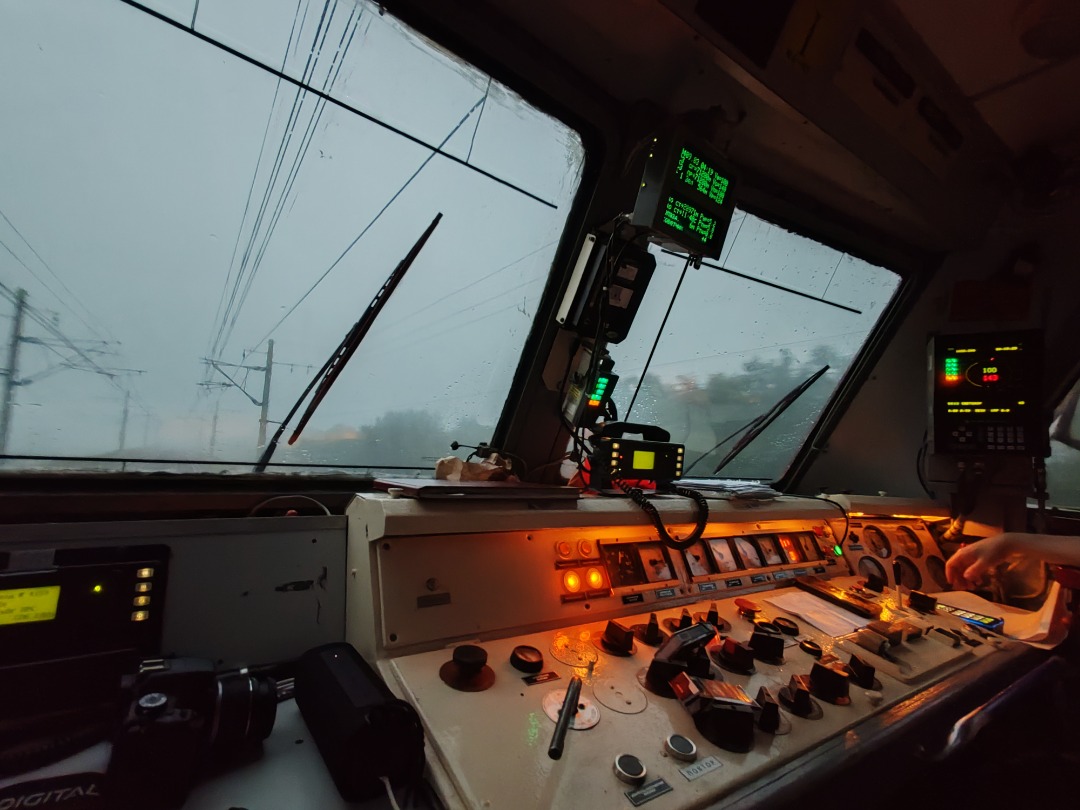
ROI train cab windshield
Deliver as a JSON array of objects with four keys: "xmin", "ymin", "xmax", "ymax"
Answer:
[
  {"xmin": 1, "ymin": 0, "xmax": 907, "ymax": 483},
  {"xmin": 4, "ymin": 2, "xmax": 1080, "ymax": 810},
  {"xmin": 1, "ymin": 0, "xmax": 585, "ymax": 475}
]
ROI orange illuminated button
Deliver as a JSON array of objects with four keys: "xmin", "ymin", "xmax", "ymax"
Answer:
[
  {"xmin": 555, "ymin": 540, "xmax": 574, "ymax": 559},
  {"xmin": 586, "ymin": 567, "xmax": 605, "ymax": 590},
  {"xmin": 563, "ymin": 570, "xmax": 582, "ymax": 593}
]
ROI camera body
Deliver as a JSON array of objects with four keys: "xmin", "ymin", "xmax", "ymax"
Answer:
[{"xmin": 107, "ymin": 658, "xmax": 277, "ymax": 809}]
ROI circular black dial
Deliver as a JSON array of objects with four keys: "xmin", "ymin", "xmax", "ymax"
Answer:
[
  {"xmin": 926, "ymin": 556, "xmax": 949, "ymax": 590},
  {"xmin": 895, "ymin": 526, "xmax": 923, "ymax": 558},
  {"xmin": 894, "ymin": 557, "xmax": 922, "ymax": 590},
  {"xmin": 863, "ymin": 526, "xmax": 891, "ymax": 558},
  {"xmin": 857, "ymin": 556, "xmax": 886, "ymax": 581}
]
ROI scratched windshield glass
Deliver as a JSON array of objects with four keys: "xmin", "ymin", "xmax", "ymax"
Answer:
[{"xmin": 0, "ymin": 0, "xmax": 584, "ymax": 473}]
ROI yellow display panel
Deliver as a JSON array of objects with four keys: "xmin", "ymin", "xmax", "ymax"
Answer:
[
  {"xmin": 0, "ymin": 585, "xmax": 61, "ymax": 626},
  {"xmin": 632, "ymin": 450, "xmax": 655, "ymax": 470}
]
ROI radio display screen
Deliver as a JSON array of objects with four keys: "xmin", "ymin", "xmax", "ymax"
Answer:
[{"xmin": 0, "ymin": 585, "xmax": 60, "ymax": 625}]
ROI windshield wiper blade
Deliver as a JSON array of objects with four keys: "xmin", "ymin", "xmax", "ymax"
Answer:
[
  {"xmin": 253, "ymin": 212, "xmax": 442, "ymax": 473},
  {"xmin": 709, "ymin": 364, "xmax": 830, "ymax": 476}
]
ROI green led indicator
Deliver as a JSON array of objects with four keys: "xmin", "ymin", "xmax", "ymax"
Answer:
[
  {"xmin": 675, "ymin": 147, "xmax": 730, "ymax": 205},
  {"xmin": 662, "ymin": 196, "xmax": 718, "ymax": 245},
  {"xmin": 833, "ymin": 545, "xmax": 843, "ymax": 556}
]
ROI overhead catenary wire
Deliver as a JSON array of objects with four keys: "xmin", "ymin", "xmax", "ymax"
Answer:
[
  {"xmin": 208, "ymin": 0, "xmax": 308, "ymax": 363},
  {"xmin": 624, "ymin": 254, "xmax": 693, "ymax": 421},
  {"xmin": 358, "ymin": 239, "xmax": 557, "ymax": 341},
  {"xmin": 218, "ymin": 4, "xmax": 364, "ymax": 359},
  {"xmin": 249, "ymin": 93, "xmax": 489, "ymax": 353},
  {"xmin": 0, "ymin": 280, "xmax": 119, "ymax": 386},
  {"xmin": 0, "ymin": 221, "xmax": 116, "ymax": 346},
  {"xmin": 210, "ymin": 0, "xmax": 336, "ymax": 361},
  {"xmin": 118, "ymin": 0, "xmax": 556, "ymax": 208}
]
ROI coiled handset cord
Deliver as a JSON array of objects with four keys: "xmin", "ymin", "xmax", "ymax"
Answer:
[{"xmin": 615, "ymin": 481, "xmax": 709, "ymax": 551}]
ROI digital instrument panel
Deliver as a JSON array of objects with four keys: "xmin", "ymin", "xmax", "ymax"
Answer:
[
  {"xmin": 0, "ymin": 544, "xmax": 169, "ymax": 720},
  {"xmin": 929, "ymin": 329, "xmax": 1045, "ymax": 455},
  {"xmin": 0, "ymin": 584, "xmax": 61, "ymax": 625},
  {"xmin": 631, "ymin": 133, "xmax": 738, "ymax": 258}
]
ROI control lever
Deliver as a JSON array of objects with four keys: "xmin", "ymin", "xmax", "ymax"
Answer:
[
  {"xmin": 644, "ymin": 623, "xmax": 715, "ymax": 696},
  {"xmin": 548, "ymin": 676, "xmax": 583, "ymax": 760}
]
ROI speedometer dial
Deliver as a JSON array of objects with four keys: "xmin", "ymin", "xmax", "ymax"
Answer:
[
  {"xmin": 895, "ymin": 526, "xmax": 923, "ymax": 558},
  {"xmin": 863, "ymin": 526, "xmax": 891, "ymax": 558},
  {"xmin": 894, "ymin": 557, "xmax": 922, "ymax": 590},
  {"xmin": 857, "ymin": 556, "xmax": 886, "ymax": 582}
]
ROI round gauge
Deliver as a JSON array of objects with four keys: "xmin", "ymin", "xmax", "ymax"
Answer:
[
  {"xmin": 926, "ymin": 556, "xmax": 949, "ymax": 590},
  {"xmin": 863, "ymin": 526, "xmax": 891, "ymax": 558},
  {"xmin": 894, "ymin": 557, "xmax": 922, "ymax": 590},
  {"xmin": 895, "ymin": 526, "xmax": 923, "ymax": 558},
  {"xmin": 857, "ymin": 556, "xmax": 886, "ymax": 582}
]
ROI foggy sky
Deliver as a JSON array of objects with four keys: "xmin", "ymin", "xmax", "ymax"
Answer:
[
  {"xmin": 0, "ymin": 0, "xmax": 582, "ymax": 464},
  {"xmin": 0, "ymin": 0, "xmax": 897, "ymax": 472}
]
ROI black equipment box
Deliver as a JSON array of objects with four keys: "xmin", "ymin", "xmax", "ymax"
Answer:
[
  {"xmin": 928, "ymin": 330, "xmax": 1045, "ymax": 456},
  {"xmin": 0, "ymin": 544, "xmax": 169, "ymax": 720}
]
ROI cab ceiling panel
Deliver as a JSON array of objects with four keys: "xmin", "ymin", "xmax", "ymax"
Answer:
[
  {"xmin": 896, "ymin": 0, "xmax": 1080, "ymax": 154},
  {"xmin": 473, "ymin": 0, "xmax": 1013, "ymax": 249}
]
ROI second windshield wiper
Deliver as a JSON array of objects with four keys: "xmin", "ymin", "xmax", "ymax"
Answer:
[{"xmin": 682, "ymin": 364, "xmax": 830, "ymax": 477}]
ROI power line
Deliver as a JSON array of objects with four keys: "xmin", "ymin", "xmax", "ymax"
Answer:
[
  {"xmin": 249, "ymin": 92, "xmax": 489, "ymax": 352},
  {"xmin": 208, "ymin": 0, "xmax": 307, "ymax": 362},
  {"xmin": 0, "ymin": 227, "xmax": 116, "ymax": 346},
  {"xmin": 217, "ymin": 2, "xmax": 363, "ymax": 360},
  {"xmin": 210, "ymin": 0, "xmax": 331, "ymax": 361},
  {"xmin": 0, "ymin": 281, "xmax": 118, "ymax": 384},
  {"xmin": 356, "ymin": 239, "xmax": 557, "ymax": 339},
  {"xmin": 118, "ymin": 0, "xmax": 556, "ymax": 208}
]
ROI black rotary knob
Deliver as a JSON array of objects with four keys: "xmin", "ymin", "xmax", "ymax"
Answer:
[
  {"xmin": 453, "ymin": 644, "xmax": 488, "ymax": 674},
  {"xmin": 510, "ymin": 645, "xmax": 544, "ymax": 674},
  {"xmin": 441, "ymin": 644, "xmax": 495, "ymax": 691},
  {"xmin": 749, "ymin": 629, "xmax": 785, "ymax": 663},
  {"xmin": 779, "ymin": 674, "xmax": 822, "ymax": 719},
  {"xmin": 599, "ymin": 620, "xmax": 636, "ymax": 656}
]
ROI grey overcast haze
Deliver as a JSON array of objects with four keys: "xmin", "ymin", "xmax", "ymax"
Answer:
[{"xmin": 0, "ymin": 0, "xmax": 899, "ymax": 477}]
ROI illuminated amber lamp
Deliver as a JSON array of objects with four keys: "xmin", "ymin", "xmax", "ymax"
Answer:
[
  {"xmin": 585, "ymin": 567, "xmax": 605, "ymax": 590},
  {"xmin": 563, "ymin": 570, "xmax": 582, "ymax": 593}
]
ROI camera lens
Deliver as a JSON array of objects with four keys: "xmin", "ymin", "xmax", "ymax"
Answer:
[{"xmin": 209, "ymin": 672, "xmax": 277, "ymax": 755}]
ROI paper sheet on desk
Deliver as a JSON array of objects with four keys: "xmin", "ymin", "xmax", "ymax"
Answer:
[
  {"xmin": 764, "ymin": 591, "xmax": 872, "ymax": 637},
  {"xmin": 933, "ymin": 582, "xmax": 1067, "ymax": 649}
]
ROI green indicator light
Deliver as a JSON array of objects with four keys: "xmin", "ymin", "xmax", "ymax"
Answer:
[{"xmin": 833, "ymin": 545, "xmax": 843, "ymax": 556}]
